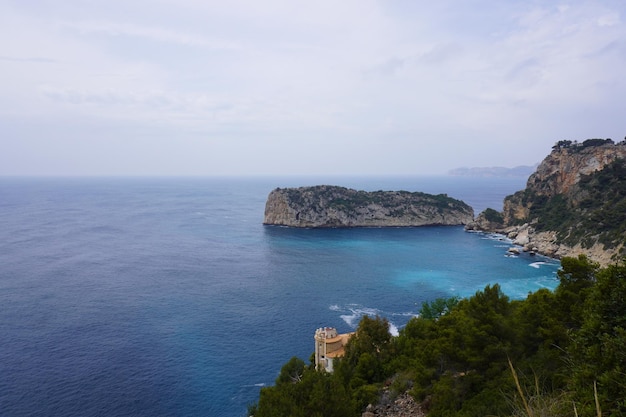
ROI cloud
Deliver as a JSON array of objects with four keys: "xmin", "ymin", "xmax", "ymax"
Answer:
[
  {"xmin": 59, "ymin": 20, "xmax": 241, "ymax": 50},
  {"xmin": 417, "ymin": 43, "xmax": 465, "ymax": 65},
  {"xmin": 597, "ymin": 12, "xmax": 620, "ymax": 27},
  {"xmin": 0, "ymin": 56, "xmax": 56, "ymax": 63},
  {"xmin": 1, "ymin": 0, "xmax": 625, "ymax": 175}
]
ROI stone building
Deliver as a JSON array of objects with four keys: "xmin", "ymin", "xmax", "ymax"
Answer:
[{"xmin": 314, "ymin": 327, "xmax": 353, "ymax": 373}]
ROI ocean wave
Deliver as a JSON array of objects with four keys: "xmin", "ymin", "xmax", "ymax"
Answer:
[
  {"xmin": 480, "ymin": 233, "xmax": 512, "ymax": 243},
  {"xmin": 339, "ymin": 305, "xmax": 381, "ymax": 328},
  {"xmin": 388, "ymin": 322, "xmax": 399, "ymax": 337},
  {"xmin": 390, "ymin": 311, "xmax": 419, "ymax": 318},
  {"xmin": 331, "ymin": 304, "xmax": 406, "ymax": 336}
]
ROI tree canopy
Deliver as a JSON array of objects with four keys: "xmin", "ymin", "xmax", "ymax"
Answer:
[{"xmin": 252, "ymin": 256, "xmax": 626, "ymax": 417}]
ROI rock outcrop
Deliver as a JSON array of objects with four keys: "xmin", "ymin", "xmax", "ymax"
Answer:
[
  {"xmin": 263, "ymin": 185, "xmax": 474, "ymax": 228},
  {"xmin": 362, "ymin": 391, "xmax": 425, "ymax": 417},
  {"xmin": 467, "ymin": 139, "xmax": 626, "ymax": 265}
]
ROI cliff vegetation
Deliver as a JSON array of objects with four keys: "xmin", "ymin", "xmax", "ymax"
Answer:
[
  {"xmin": 511, "ymin": 159, "xmax": 626, "ymax": 249},
  {"xmin": 250, "ymin": 256, "xmax": 626, "ymax": 417}
]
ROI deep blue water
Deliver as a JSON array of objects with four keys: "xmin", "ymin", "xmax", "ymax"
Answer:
[{"xmin": 0, "ymin": 176, "xmax": 560, "ymax": 417}]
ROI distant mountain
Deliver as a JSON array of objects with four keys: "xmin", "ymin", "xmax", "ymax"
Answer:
[{"xmin": 448, "ymin": 165, "xmax": 536, "ymax": 177}]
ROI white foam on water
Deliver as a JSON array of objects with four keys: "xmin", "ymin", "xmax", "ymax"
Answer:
[
  {"xmin": 388, "ymin": 322, "xmax": 399, "ymax": 337},
  {"xmin": 340, "ymin": 313, "xmax": 358, "ymax": 327},
  {"xmin": 529, "ymin": 262, "xmax": 547, "ymax": 269},
  {"xmin": 390, "ymin": 311, "xmax": 419, "ymax": 318},
  {"xmin": 480, "ymin": 233, "xmax": 512, "ymax": 243},
  {"xmin": 332, "ymin": 304, "xmax": 391, "ymax": 329},
  {"xmin": 332, "ymin": 304, "xmax": 414, "ymax": 336}
]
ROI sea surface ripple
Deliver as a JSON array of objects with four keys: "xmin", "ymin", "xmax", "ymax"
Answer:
[{"xmin": 0, "ymin": 176, "xmax": 560, "ymax": 416}]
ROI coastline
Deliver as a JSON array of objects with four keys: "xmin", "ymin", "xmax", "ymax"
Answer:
[{"xmin": 466, "ymin": 223, "xmax": 613, "ymax": 267}]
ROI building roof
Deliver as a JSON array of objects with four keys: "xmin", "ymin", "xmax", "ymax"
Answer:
[
  {"xmin": 326, "ymin": 346, "xmax": 346, "ymax": 358},
  {"xmin": 323, "ymin": 335, "xmax": 345, "ymax": 344}
]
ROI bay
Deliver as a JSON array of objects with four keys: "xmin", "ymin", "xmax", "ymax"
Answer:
[{"xmin": 0, "ymin": 176, "xmax": 560, "ymax": 416}]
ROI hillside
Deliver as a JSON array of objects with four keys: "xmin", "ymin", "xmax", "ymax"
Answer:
[
  {"xmin": 253, "ymin": 142, "xmax": 626, "ymax": 416},
  {"xmin": 252, "ymin": 256, "xmax": 626, "ymax": 417},
  {"xmin": 467, "ymin": 139, "xmax": 626, "ymax": 264},
  {"xmin": 263, "ymin": 185, "xmax": 474, "ymax": 228}
]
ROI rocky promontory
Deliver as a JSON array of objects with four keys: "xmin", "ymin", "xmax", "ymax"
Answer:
[
  {"xmin": 263, "ymin": 185, "xmax": 474, "ymax": 228},
  {"xmin": 466, "ymin": 139, "xmax": 626, "ymax": 265}
]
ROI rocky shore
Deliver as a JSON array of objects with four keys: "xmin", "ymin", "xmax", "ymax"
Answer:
[{"xmin": 466, "ymin": 222, "xmax": 616, "ymax": 265}]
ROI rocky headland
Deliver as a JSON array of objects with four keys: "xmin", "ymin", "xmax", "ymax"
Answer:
[
  {"xmin": 263, "ymin": 185, "xmax": 474, "ymax": 228},
  {"xmin": 466, "ymin": 139, "xmax": 626, "ymax": 265}
]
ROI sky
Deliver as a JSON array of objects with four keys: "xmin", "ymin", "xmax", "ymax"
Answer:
[{"xmin": 1, "ymin": 0, "xmax": 625, "ymax": 176}]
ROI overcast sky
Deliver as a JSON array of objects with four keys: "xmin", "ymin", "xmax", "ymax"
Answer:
[{"xmin": 1, "ymin": 1, "xmax": 625, "ymax": 176}]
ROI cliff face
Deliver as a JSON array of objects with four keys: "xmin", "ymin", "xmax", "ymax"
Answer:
[
  {"xmin": 467, "ymin": 141, "xmax": 626, "ymax": 265},
  {"xmin": 263, "ymin": 185, "xmax": 474, "ymax": 228},
  {"xmin": 502, "ymin": 141, "xmax": 626, "ymax": 224}
]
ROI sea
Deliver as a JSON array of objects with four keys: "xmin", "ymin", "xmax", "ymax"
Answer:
[{"xmin": 0, "ymin": 176, "xmax": 561, "ymax": 417}]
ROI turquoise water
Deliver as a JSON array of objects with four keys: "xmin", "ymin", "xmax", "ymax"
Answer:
[{"xmin": 0, "ymin": 176, "xmax": 560, "ymax": 416}]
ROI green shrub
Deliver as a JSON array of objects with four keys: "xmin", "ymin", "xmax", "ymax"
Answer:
[{"xmin": 483, "ymin": 208, "xmax": 504, "ymax": 224}]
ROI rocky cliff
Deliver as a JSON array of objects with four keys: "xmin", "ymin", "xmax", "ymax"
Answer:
[
  {"xmin": 263, "ymin": 185, "xmax": 474, "ymax": 228},
  {"xmin": 467, "ymin": 139, "xmax": 626, "ymax": 265}
]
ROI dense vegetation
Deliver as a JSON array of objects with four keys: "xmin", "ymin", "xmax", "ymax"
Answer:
[
  {"xmin": 552, "ymin": 138, "xmax": 617, "ymax": 150},
  {"xmin": 250, "ymin": 255, "xmax": 626, "ymax": 417},
  {"xmin": 512, "ymin": 159, "xmax": 626, "ymax": 253},
  {"xmin": 482, "ymin": 207, "xmax": 504, "ymax": 224},
  {"xmin": 282, "ymin": 186, "xmax": 471, "ymax": 214}
]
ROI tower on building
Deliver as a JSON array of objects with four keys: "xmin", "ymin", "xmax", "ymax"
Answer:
[{"xmin": 314, "ymin": 327, "xmax": 353, "ymax": 373}]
